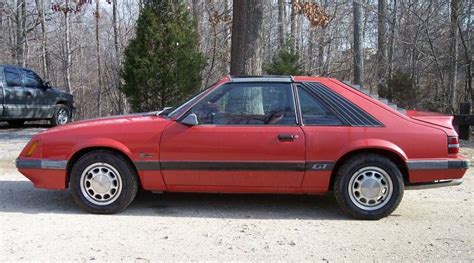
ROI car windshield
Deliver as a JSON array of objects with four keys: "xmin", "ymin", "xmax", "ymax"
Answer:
[{"xmin": 166, "ymin": 81, "xmax": 219, "ymax": 119}]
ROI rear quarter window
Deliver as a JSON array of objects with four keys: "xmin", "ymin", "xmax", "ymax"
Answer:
[{"xmin": 297, "ymin": 86, "xmax": 343, "ymax": 126}]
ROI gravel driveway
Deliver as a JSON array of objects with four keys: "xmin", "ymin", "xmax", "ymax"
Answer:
[{"xmin": 1, "ymin": 125, "xmax": 473, "ymax": 261}]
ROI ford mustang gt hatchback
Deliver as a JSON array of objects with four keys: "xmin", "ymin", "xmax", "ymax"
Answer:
[{"xmin": 16, "ymin": 76, "xmax": 469, "ymax": 219}]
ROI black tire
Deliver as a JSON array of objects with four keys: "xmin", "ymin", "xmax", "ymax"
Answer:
[
  {"xmin": 7, "ymin": 120, "xmax": 25, "ymax": 127},
  {"xmin": 70, "ymin": 150, "xmax": 138, "ymax": 214},
  {"xmin": 50, "ymin": 104, "xmax": 71, "ymax": 126},
  {"xmin": 334, "ymin": 154, "xmax": 404, "ymax": 220}
]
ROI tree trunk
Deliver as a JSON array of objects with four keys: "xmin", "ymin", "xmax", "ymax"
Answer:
[
  {"xmin": 353, "ymin": 0, "xmax": 364, "ymax": 88},
  {"xmin": 377, "ymin": 0, "xmax": 386, "ymax": 94},
  {"xmin": 387, "ymin": 0, "xmax": 397, "ymax": 80},
  {"xmin": 112, "ymin": 0, "xmax": 124, "ymax": 114},
  {"xmin": 447, "ymin": 0, "xmax": 461, "ymax": 113},
  {"xmin": 290, "ymin": 0, "xmax": 297, "ymax": 50},
  {"xmin": 35, "ymin": 0, "xmax": 49, "ymax": 80},
  {"xmin": 96, "ymin": 0, "xmax": 103, "ymax": 116},
  {"xmin": 112, "ymin": 0, "xmax": 120, "ymax": 61},
  {"xmin": 459, "ymin": 0, "xmax": 472, "ymax": 102},
  {"xmin": 278, "ymin": 0, "xmax": 286, "ymax": 46},
  {"xmin": 192, "ymin": 0, "xmax": 202, "ymax": 38},
  {"xmin": 230, "ymin": 0, "xmax": 265, "ymax": 76},
  {"xmin": 64, "ymin": 0, "xmax": 72, "ymax": 93},
  {"xmin": 15, "ymin": 0, "xmax": 25, "ymax": 66}
]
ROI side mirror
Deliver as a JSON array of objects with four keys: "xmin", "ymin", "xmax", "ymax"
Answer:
[
  {"xmin": 181, "ymin": 113, "xmax": 199, "ymax": 126},
  {"xmin": 43, "ymin": 81, "xmax": 51, "ymax": 89}
]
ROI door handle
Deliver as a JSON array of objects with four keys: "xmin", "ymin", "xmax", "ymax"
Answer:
[{"xmin": 278, "ymin": 134, "xmax": 298, "ymax": 142}]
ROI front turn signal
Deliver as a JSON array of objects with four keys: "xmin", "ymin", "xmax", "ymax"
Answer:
[{"xmin": 25, "ymin": 141, "xmax": 38, "ymax": 157}]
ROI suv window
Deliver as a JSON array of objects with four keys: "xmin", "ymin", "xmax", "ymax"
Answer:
[
  {"xmin": 191, "ymin": 83, "xmax": 296, "ymax": 125},
  {"xmin": 297, "ymin": 86, "xmax": 343, "ymax": 126},
  {"xmin": 22, "ymin": 69, "xmax": 43, "ymax": 88},
  {"xmin": 4, "ymin": 67, "xmax": 22, "ymax": 87}
]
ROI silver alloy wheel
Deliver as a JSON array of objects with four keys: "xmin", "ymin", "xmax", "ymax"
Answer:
[
  {"xmin": 57, "ymin": 108, "xmax": 69, "ymax": 125},
  {"xmin": 80, "ymin": 163, "xmax": 123, "ymax": 206},
  {"xmin": 348, "ymin": 166, "xmax": 393, "ymax": 211}
]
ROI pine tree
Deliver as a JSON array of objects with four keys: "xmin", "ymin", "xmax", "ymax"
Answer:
[
  {"xmin": 264, "ymin": 41, "xmax": 305, "ymax": 75},
  {"xmin": 121, "ymin": 1, "xmax": 206, "ymax": 112}
]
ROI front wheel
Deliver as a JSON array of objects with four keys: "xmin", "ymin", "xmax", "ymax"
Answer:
[
  {"xmin": 334, "ymin": 154, "xmax": 404, "ymax": 220},
  {"xmin": 70, "ymin": 150, "xmax": 138, "ymax": 214}
]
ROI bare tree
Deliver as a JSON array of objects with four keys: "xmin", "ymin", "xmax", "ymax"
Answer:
[
  {"xmin": 35, "ymin": 0, "xmax": 48, "ymax": 79},
  {"xmin": 278, "ymin": 0, "xmax": 286, "ymax": 46},
  {"xmin": 447, "ymin": 0, "xmax": 461, "ymax": 112},
  {"xmin": 376, "ymin": 0, "xmax": 386, "ymax": 93},
  {"xmin": 95, "ymin": 0, "xmax": 103, "ymax": 116},
  {"xmin": 387, "ymin": 0, "xmax": 397, "ymax": 81},
  {"xmin": 353, "ymin": 0, "xmax": 364, "ymax": 88},
  {"xmin": 64, "ymin": 0, "xmax": 72, "ymax": 93}
]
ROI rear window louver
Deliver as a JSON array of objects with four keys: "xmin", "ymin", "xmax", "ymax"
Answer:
[
  {"xmin": 303, "ymin": 82, "xmax": 383, "ymax": 127},
  {"xmin": 342, "ymin": 81, "xmax": 407, "ymax": 115}
]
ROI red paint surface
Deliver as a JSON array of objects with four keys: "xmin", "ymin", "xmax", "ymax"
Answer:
[
  {"xmin": 19, "ymin": 168, "xmax": 67, "ymax": 189},
  {"xmin": 17, "ymin": 77, "xmax": 469, "ymax": 193}
]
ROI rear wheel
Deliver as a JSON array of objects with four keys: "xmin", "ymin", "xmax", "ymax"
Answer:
[
  {"xmin": 50, "ymin": 104, "xmax": 71, "ymax": 126},
  {"xmin": 334, "ymin": 154, "xmax": 404, "ymax": 220},
  {"xmin": 7, "ymin": 120, "xmax": 25, "ymax": 127},
  {"xmin": 70, "ymin": 150, "xmax": 138, "ymax": 214}
]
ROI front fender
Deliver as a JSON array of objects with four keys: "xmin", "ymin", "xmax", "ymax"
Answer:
[{"xmin": 68, "ymin": 138, "xmax": 133, "ymax": 161}]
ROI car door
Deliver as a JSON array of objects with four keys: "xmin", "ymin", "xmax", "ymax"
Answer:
[
  {"xmin": 2, "ymin": 67, "xmax": 30, "ymax": 118},
  {"xmin": 21, "ymin": 69, "xmax": 53, "ymax": 118},
  {"xmin": 159, "ymin": 82, "xmax": 306, "ymax": 189}
]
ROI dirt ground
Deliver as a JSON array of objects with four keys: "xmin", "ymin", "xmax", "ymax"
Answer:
[{"xmin": 0, "ymin": 124, "xmax": 473, "ymax": 261}]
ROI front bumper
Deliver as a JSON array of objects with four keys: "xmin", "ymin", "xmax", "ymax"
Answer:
[{"xmin": 16, "ymin": 158, "xmax": 68, "ymax": 189}]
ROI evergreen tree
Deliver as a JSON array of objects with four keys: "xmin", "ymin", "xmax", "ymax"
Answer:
[
  {"xmin": 264, "ymin": 41, "xmax": 305, "ymax": 75},
  {"xmin": 121, "ymin": 0, "xmax": 206, "ymax": 112}
]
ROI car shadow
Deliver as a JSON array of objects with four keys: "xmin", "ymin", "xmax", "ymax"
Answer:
[{"xmin": 0, "ymin": 180, "xmax": 346, "ymax": 220}]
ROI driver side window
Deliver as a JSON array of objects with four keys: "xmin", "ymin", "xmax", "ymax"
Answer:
[
  {"xmin": 190, "ymin": 83, "xmax": 296, "ymax": 125},
  {"xmin": 22, "ymin": 69, "xmax": 43, "ymax": 88}
]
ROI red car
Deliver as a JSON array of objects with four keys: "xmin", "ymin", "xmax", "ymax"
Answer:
[{"xmin": 16, "ymin": 76, "xmax": 469, "ymax": 219}]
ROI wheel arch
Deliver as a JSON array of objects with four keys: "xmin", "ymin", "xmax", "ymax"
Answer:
[
  {"xmin": 66, "ymin": 146, "xmax": 141, "ymax": 189},
  {"xmin": 56, "ymin": 100, "xmax": 72, "ymax": 107},
  {"xmin": 329, "ymin": 147, "xmax": 409, "ymax": 190}
]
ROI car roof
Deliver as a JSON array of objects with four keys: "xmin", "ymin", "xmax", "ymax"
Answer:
[
  {"xmin": 228, "ymin": 75, "xmax": 293, "ymax": 83},
  {"xmin": 0, "ymin": 64, "xmax": 32, "ymax": 71}
]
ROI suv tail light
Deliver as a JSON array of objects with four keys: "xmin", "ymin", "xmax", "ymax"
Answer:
[{"xmin": 448, "ymin": 136, "xmax": 460, "ymax": 154}]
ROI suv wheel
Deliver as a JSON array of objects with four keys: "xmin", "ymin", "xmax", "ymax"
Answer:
[
  {"xmin": 334, "ymin": 154, "xmax": 404, "ymax": 220},
  {"xmin": 51, "ymin": 104, "xmax": 71, "ymax": 126}
]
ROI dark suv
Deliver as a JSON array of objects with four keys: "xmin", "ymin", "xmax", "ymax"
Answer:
[{"xmin": 0, "ymin": 65, "xmax": 74, "ymax": 127}]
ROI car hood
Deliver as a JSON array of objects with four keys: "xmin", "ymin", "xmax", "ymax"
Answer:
[{"xmin": 41, "ymin": 113, "xmax": 171, "ymax": 135}]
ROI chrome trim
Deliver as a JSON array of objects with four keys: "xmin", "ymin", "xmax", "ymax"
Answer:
[
  {"xmin": 405, "ymin": 179, "xmax": 463, "ymax": 190},
  {"xmin": 16, "ymin": 158, "xmax": 67, "ymax": 170},
  {"xmin": 448, "ymin": 144, "xmax": 460, "ymax": 148}
]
